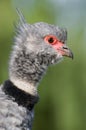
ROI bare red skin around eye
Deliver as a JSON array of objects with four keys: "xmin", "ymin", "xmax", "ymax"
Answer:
[
  {"xmin": 44, "ymin": 35, "xmax": 58, "ymax": 45},
  {"xmin": 53, "ymin": 41, "xmax": 65, "ymax": 55},
  {"xmin": 44, "ymin": 35, "xmax": 64, "ymax": 54}
]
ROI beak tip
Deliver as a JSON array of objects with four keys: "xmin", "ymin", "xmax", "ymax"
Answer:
[
  {"xmin": 61, "ymin": 45, "xmax": 73, "ymax": 59},
  {"xmin": 69, "ymin": 52, "xmax": 74, "ymax": 59}
]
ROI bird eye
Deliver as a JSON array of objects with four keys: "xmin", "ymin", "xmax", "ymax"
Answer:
[
  {"xmin": 44, "ymin": 35, "xmax": 58, "ymax": 45},
  {"xmin": 48, "ymin": 37, "xmax": 54, "ymax": 43}
]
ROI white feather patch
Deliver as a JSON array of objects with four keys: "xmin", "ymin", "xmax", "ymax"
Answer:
[{"xmin": 10, "ymin": 78, "xmax": 37, "ymax": 96}]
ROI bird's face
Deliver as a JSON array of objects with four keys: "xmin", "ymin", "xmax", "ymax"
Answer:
[
  {"xmin": 24, "ymin": 22, "xmax": 73, "ymax": 65},
  {"xmin": 44, "ymin": 34, "xmax": 73, "ymax": 58}
]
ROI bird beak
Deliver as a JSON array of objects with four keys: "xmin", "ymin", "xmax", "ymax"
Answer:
[{"xmin": 59, "ymin": 45, "xmax": 73, "ymax": 59}]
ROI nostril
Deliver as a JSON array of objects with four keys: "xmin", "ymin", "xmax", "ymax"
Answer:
[{"xmin": 62, "ymin": 46, "xmax": 68, "ymax": 50}]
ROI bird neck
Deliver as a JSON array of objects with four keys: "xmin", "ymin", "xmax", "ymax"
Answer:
[
  {"xmin": 9, "ymin": 49, "xmax": 48, "ymax": 95},
  {"xmin": 3, "ymin": 80, "xmax": 39, "ymax": 110},
  {"xmin": 10, "ymin": 78, "xmax": 38, "ymax": 95}
]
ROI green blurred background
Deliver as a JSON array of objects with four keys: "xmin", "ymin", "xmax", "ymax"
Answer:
[{"xmin": 0, "ymin": 0, "xmax": 86, "ymax": 130}]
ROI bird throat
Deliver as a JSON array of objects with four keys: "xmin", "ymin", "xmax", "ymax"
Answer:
[{"xmin": 9, "ymin": 50, "xmax": 49, "ymax": 95}]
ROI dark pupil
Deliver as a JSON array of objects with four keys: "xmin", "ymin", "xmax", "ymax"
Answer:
[{"xmin": 48, "ymin": 37, "xmax": 54, "ymax": 43}]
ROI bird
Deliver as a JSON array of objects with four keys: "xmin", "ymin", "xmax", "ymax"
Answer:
[{"xmin": 0, "ymin": 10, "xmax": 73, "ymax": 130}]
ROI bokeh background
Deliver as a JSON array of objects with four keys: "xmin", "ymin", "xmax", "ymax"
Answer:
[{"xmin": 0, "ymin": 0, "xmax": 86, "ymax": 130}]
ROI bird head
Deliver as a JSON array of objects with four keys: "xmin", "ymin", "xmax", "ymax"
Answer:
[
  {"xmin": 19, "ymin": 22, "xmax": 73, "ymax": 66},
  {"xmin": 14, "ymin": 9, "xmax": 73, "ymax": 67},
  {"xmin": 9, "ymin": 10, "xmax": 73, "ymax": 95}
]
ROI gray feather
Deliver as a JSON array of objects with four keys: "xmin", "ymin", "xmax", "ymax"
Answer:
[{"xmin": 0, "ymin": 85, "xmax": 34, "ymax": 130}]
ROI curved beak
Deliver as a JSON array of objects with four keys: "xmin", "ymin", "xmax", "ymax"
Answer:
[{"xmin": 61, "ymin": 45, "xmax": 73, "ymax": 59}]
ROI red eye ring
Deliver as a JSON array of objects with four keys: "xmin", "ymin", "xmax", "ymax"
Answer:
[{"xmin": 44, "ymin": 35, "xmax": 58, "ymax": 45}]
